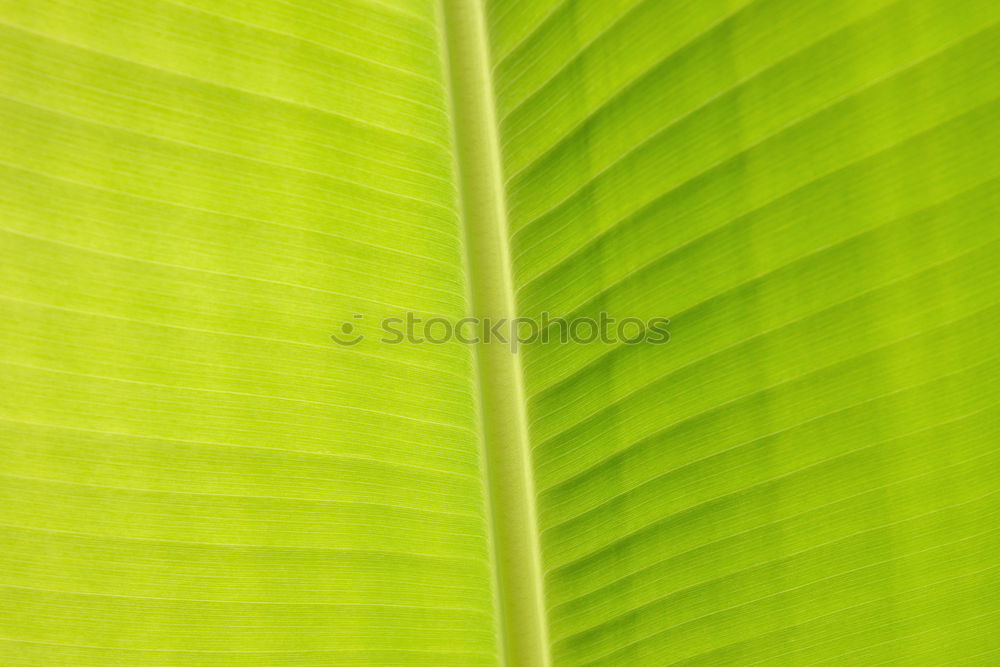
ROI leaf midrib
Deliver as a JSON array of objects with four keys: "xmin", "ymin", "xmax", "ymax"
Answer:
[{"xmin": 438, "ymin": 2, "xmax": 550, "ymax": 665}]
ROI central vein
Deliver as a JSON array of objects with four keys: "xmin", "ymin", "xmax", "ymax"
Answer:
[{"xmin": 438, "ymin": 1, "xmax": 550, "ymax": 665}]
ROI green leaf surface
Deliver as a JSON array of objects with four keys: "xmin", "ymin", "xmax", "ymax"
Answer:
[{"xmin": 1, "ymin": 0, "xmax": 997, "ymax": 665}]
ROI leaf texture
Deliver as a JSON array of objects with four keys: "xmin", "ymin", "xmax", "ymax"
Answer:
[
  {"xmin": 0, "ymin": 0, "xmax": 497, "ymax": 664},
  {"xmin": 1, "ymin": 0, "xmax": 998, "ymax": 665},
  {"xmin": 488, "ymin": 0, "xmax": 1000, "ymax": 664}
]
